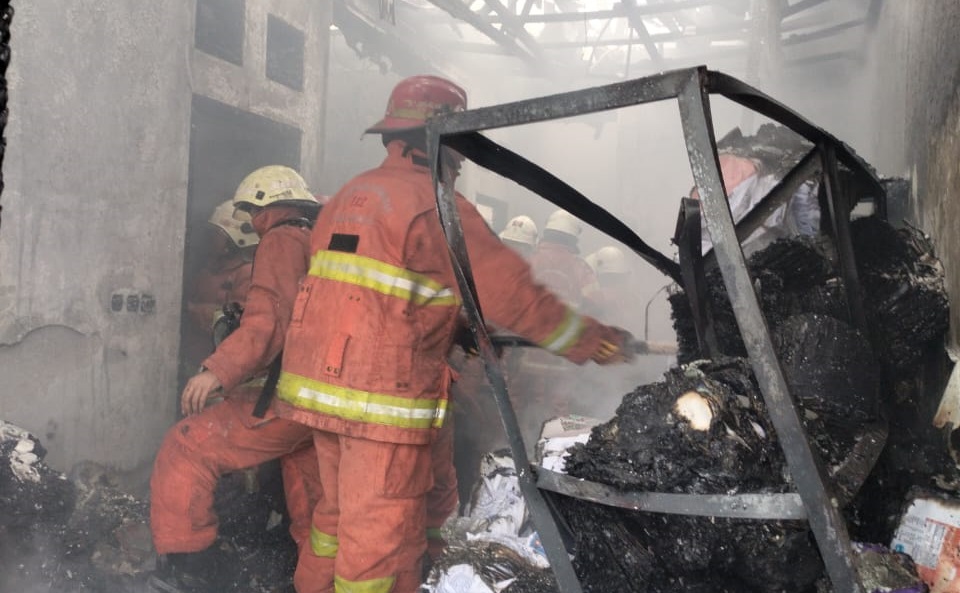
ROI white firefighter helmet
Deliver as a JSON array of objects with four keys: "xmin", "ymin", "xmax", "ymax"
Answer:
[
  {"xmin": 232, "ymin": 165, "xmax": 317, "ymax": 213},
  {"xmin": 544, "ymin": 209, "xmax": 582, "ymax": 239},
  {"xmin": 498, "ymin": 215, "xmax": 538, "ymax": 247},
  {"xmin": 208, "ymin": 199, "xmax": 260, "ymax": 249},
  {"xmin": 586, "ymin": 246, "xmax": 628, "ymax": 275}
]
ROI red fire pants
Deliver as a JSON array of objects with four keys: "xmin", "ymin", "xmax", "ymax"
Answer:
[
  {"xmin": 294, "ymin": 422, "xmax": 457, "ymax": 593},
  {"xmin": 150, "ymin": 390, "xmax": 321, "ymax": 554}
]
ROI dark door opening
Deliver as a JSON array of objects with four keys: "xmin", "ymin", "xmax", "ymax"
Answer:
[{"xmin": 178, "ymin": 94, "xmax": 302, "ymax": 393}]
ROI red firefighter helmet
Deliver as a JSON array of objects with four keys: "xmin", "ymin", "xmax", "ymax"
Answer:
[{"xmin": 365, "ymin": 75, "xmax": 467, "ymax": 134}]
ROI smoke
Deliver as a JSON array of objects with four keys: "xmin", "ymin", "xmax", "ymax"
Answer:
[{"xmin": 320, "ymin": 0, "xmax": 891, "ymax": 429}]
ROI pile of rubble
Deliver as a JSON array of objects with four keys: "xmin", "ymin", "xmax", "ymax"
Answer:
[
  {"xmin": 0, "ymin": 419, "xmax": 297, "ymax": 593},
  {"xmin": 669, "ymin": 218, "xmax": 949, "ymax": 372},
  {"xmin": 426, "ymin": 211, "xmax": 947, "ymax": 592},
  {"xmin": 0, "ymin": 419, "xmax": 148, "ymax": 592}
]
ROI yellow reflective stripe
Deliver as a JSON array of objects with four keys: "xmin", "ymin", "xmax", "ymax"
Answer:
[
  {"xmin": 278, "ymin": 372, "xmax": 447, "ymax": 430},
  {"xmin": 426, "ymin": 527, "xmax": 443, "ymax": 540},
  {"xmin": 538, "ymin": 308, "xmax": 585, "ymax": 355},
  {"xmin": 335, "ymin": 575, "xmax": 395, "ymax": 593},
  {"xmin": 310, "ymin": 527, "xmax": 339, "ymax": 558},
  {"xmin": 310, "ymin": 251, "xmax": 460, "ymax": 306}
]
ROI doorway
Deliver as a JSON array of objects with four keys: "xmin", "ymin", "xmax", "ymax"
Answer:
[{"xmin": 179, "ymin": 94, "xmax": 302, "ymax": 391}]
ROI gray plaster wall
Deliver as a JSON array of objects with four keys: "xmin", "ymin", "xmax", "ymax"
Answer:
[{"xmin": 0, "ymin": 1, "xmax": 331, "ymax": 472}]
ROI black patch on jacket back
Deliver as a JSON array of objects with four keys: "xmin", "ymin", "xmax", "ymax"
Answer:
[{"xmin": 329, "ymin": 233, "xmax": 359, "ymax": 253}]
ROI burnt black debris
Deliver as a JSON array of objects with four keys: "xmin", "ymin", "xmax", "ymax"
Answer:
[
  {"xmin": 774, "ymin": 313, "xmax": 879, "ymax": 431},
  {"xmin": 553, "ymin": 216, "xmax": 947, "ymax": 592},
  {"xmin": 850, "ymin": 216, "xmax": 950, "ymax": 373},
  {"xmin": 557, "ymin": 495, "xmax": 823, "ymax": 593},
  {"xmin": 558, "ymin": 356, "xmax": 892, "ymax": 592},
  {"xmin": 670, "ymin": 217, "xmax": 949, "ymax": 374},
  {"xmin": 564, "ymin": 358, "xmax": 853, "ymax": 494},
  {"xmin": 0, "ymin": 419, "xmax": 297, "ymax": 593},
  {"xmin": 717, "ymin": 123, "xmax": 814, "ymax": 178},
  {"xmin": 425, "ymin": 540, "xmax": 557, "ymax": 593}
]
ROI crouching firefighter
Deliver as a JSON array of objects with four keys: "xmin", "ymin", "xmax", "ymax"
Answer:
[
  {"xmin": 273, "ymin": 74, "xmax": 637, "ymax": 593},
  {"xmin": 149, "ymin": 166, "xmax": 323, "ymax": 592}
]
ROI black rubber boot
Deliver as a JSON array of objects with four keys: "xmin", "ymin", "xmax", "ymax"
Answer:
[{"xmin": 148, "ymin": 548, "xmax": 231, "ymax": 593}]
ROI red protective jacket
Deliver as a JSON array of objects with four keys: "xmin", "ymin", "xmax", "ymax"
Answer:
[
  {"xmin": 528, "ymin": 241, "xmax": 601, "ymax": 311},
  {"xmin": 203, "ymin": 206, "xmax": 311, "ymax": 392},
  {"xmin": 275, "ymin": 142, "xmax": 614, "ymax": 445},
  {"xmin": 187, "ymin": 257, "xmax": 253, "ymax": 332}
]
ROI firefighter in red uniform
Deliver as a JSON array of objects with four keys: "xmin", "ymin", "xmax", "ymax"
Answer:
[
  {"xmin": 449, "ymin": 213, "xmax": 542, "ymax": 499},
  {"xmin": 585, "ymin": 245, "xmax": 635, "ymax": 326},
  {"xmin": 150, "ymin": 166, "xmax": 322, "ymax": 591},
  {"xmin": 274, "ymin": 75, "xmax": 634, "ymax": 593},
  {"xmin": 498, "ymin": 214, "xmax": 538, "ymax": 259},
  {"xmin": 509, "ymin": 209, "xmax": 604, "ymax": 442},
  {"xmin": 180, "ymin": 200, "xmax": 259, "ymax": 375}
]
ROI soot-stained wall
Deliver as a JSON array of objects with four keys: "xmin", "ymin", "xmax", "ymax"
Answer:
[{"xmin": 870, "ymin": 2, "xmax": 960, "ymax": 352}]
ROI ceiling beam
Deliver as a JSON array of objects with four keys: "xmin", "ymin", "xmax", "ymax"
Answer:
[
  {"xmin": 418, "ymin": 0, "xmax": 716, "ymax": 25},
  {"xmin": 334, "ymin": 0, "xmax": 444, "ymax": 75},
  {"xmin": 425, "ymin": 0, "xmax": 544, "ymax": 66},
  {"xmin": 620, "ymin": 0, "xmax": 663, "ymax": 63},
  {"xmin": 481, "ymin": 0, "xmax": 548, "ymax": 63}
]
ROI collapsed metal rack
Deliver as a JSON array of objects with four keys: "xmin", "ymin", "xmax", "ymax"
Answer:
[{"xmin": 427, "ymin": 66, "xmax": 886, "ymax": 593}]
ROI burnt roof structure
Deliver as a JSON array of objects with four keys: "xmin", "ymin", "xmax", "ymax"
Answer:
[{"xmin": 335, "ymin": 0, "xmax": 884, "ymax": 80}]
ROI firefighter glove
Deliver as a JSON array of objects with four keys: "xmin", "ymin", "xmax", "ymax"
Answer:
[{"xmin": 591, "ymin": 326, "xmax": 636, "ymax": 365}]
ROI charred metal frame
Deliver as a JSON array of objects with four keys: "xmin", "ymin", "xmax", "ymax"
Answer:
[
  {"xmin": 428, "ymin": 66, "xmax": 884, "ymax": 593},
  {"xmin": 0, "ymin": 0, "xmax": 10, "ymax": 230}
]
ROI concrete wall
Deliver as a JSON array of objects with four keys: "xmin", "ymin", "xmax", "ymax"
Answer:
[
  {"xmin": 0, "ymin": 1, "xmax": 331, "ymax": 472},
  {"xmin": 871, "ymin": 2, "xmax": 960, "ymax": 351}
]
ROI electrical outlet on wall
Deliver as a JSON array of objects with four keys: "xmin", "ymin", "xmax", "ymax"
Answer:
[{"xmin": 110, "ymin": 291, "xmax": 156, "ymax": 314}]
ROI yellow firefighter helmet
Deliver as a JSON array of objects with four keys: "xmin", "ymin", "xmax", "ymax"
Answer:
[
  {"xmin": 208, "ymin": 199, "xmax": 259, "ymax": 249},
  {"xmin": 232, "ymin": 165, "xmax": 317, "ymax": 213}
]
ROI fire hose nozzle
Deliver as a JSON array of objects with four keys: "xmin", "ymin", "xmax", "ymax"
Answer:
[{"xmin": 630, "ymin": 339, "xmax": 678, "ymax": 356}]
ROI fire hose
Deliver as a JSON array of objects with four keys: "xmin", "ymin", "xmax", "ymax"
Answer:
[{"xmin": 488, "ymin": 335, "xmax": 677, "ymax": 357}]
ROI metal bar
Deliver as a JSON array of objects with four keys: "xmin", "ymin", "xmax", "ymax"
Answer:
[
  {"xmin": 441, "ymin": 131, "xmax": 682, "ymax": 282},
  {"xmin": 537, "ymin": 469, "xmax": 808, "ymax": 520},
  {"xmin": 831, "ymin": 422, "xmax": 888, "ymax": 504},
  {"xmin": 704, "ymin": 70, "xmax": 885, "ymax": 200},
  {"xmin": 782, "ymin": 18, "xmax": 867, "ymax": 46},
  {"xmin": 538, "ymin": 421, "xmax": 886, "ymax": 520},
  {"xmin": 425, "ymin": 0, "xmax": 542, "ymax": 65},
  {"xmin": 0, "ymin": 0, "xmax": 9, "ymax": 230},
  {"xmin": 489, "ymin": 335, "xmax": 678, "ymax": 356},
  {"xmin": 620, "ymin": 0, "xmax": 662, "ymax": 62},
  {"xmin": 536, "ymin": 22, "xmax": 750, "ymax": 48},
  {"xmin": 865, "ymin": 0, "xmax": 883, "ymax": 32},
  {"xmin": 334, "ymin": 1, "xmax": 444, "ymax": 75},
  {"xmin": 783, "ymin": 50, "xmax": 863, "ymax": 67},
  {"xmin": 436, "ymin": 0, "xmax": 712, "ymax": 24},
  {"xmin": 432, "ymin": 67, "xmax": 692, "ymax": 135},
  {"xmin": 732, "ymin": 147, "xmax": 821, "ymax": 244},
  {"xmin": 481, "ymin": 0, "xmax": 548, "ymax": 63},
  {"xmin": 781, "ymin": 0, "xmax": 828, "ymax": 18},
  {"xmin": 676, "ymin": 68, "xmax": 864, "ymax": 593},
  {"xmin": 821, "ymin": 142, "xmax": 869, "ymax": 333},
  {"xmin": 675, "ymin": 198, "xmax": 719, "ymax": 356},
  {"xmin": 427, "ymin": 130, "xmax": 584, "ymax": 593}
]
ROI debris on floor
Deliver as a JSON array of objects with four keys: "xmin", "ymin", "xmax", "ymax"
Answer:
[
  {"xmin": 0, "ymin": 418, "xmax": 297, "ymax": 593},
  {"xmin": 422, "ymin": 450, "xmax": 553, "ymax": 593},
  {"xmin": 426, "ymin": 211, "xmax": 948, "ymax": 592},
  {"xmin": 891, "ymin": 489, "xmax": 960, "ymax": 593}
]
